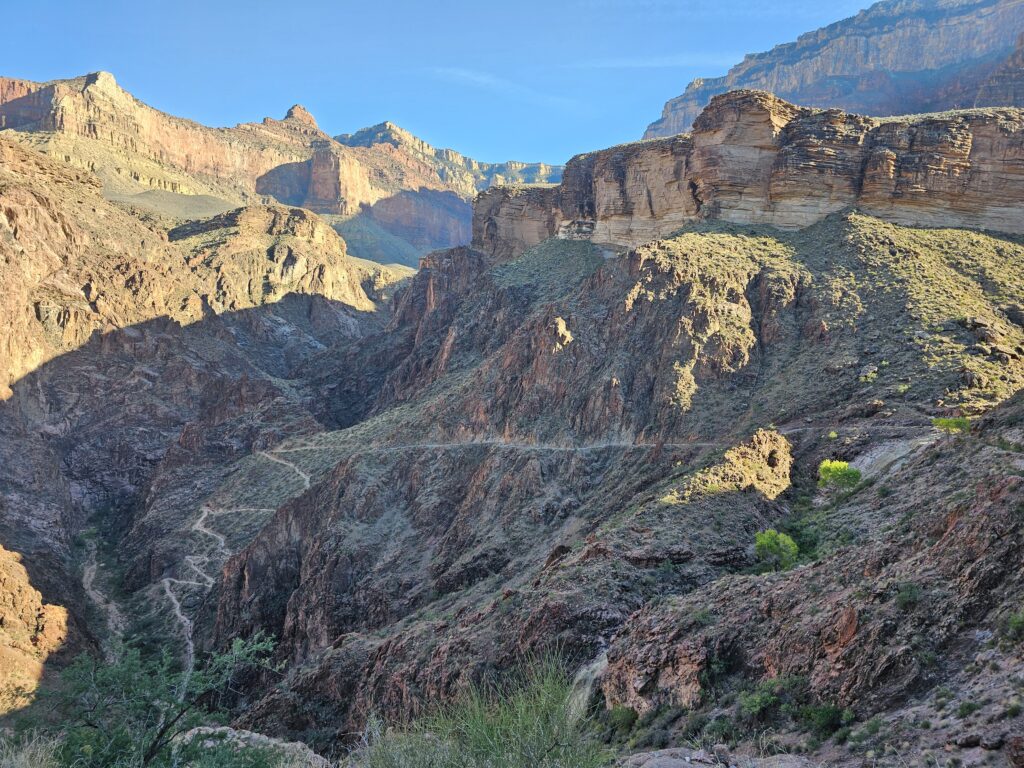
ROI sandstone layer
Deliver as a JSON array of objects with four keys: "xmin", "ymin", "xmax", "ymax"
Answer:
[
  {"xmin": 476, "ymin": 91, "xmax": 1024, "ymax": 260},
  {"xmin": 0, "ymin": 72, "xmax": 560, "ymax": 266},
  {"xmin": 645, "ymin": 0, "xmax": 1024, "ymax": 138}
]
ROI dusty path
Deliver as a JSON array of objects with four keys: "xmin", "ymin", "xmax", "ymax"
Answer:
[
  {"xmin": 269, "ymin": 439, "xmax": 727, "ymax": 455},
  {"xmin": 161, "ymin": 577, "xmax": 196, "ymax": 694},
  {"xmin": 258, "ymin": 449, "xmax": 311, "ymax": 488},
  {"xmin": 82, "ymin": 539, "xmax": 127, "ymax": 661},
  {"xmin": 269, "ymin": 426, "xmax": 934, "ymax": 458},
  {"xmin": 159, "ymin": 502, "xmax": 275, "ymax": 691}
]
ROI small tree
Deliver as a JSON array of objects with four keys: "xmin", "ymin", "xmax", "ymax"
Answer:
[
  {"xmin": 28, "ymin": 633, "xmax": 278, "ymax": 768},
  {"xmin": 932, "ymin": 416, "xmax": 970, "ymax": 435},
  {"xmin": 818, "ymin": 459, "xmax": 861, "ymax": 489},
  {"xmin": 755, "ymin": 529, "xmax": 799, "ymax": 572}
]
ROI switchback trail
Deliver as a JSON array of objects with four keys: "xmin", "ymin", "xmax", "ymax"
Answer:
[
  {"xmin": 160, "ymin": 502, "xmax": 274, "ymax": 692},
  {"xmin": 258, "ymin": 449, "xmax": 311, "ymax": 488}
]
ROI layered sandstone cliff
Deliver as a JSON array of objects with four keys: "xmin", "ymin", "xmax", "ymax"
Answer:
[
  {"xmin": 476, "ymin": 91, "xmax": 1024, "ymax": 260},
  {"xmin": 645, "ymin": 0, "xmax": 1024, "ymax": 138},
  {"xmin": 336, "ymin": 121, "xmax": 561, "ymax": 197},
  {"xmin": 0, "ymin": 72, "xmax": 559, "ymax": 265}
]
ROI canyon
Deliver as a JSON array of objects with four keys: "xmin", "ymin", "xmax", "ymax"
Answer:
[
  {"xmin": 2, "ymin": 57, "xmax": 1024, "ymax": 768},
  {"xmin": 645, "ymin": 0, "xmax": 1024, "ymax": 138},
  {"xmin": 0, "ymin": 72, "xmax": 560, "ymax": 267}
]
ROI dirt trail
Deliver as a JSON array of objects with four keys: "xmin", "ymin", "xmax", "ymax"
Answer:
[
  {"xmin": 258, "ymin": 449, "xmax": 311, "ymax": 488},
  {"xmin": 159, "ymin": 502, "xmax": 274, "ymax": 690},
  {"xmin": 270, "ymin": 439, "xmax": 727, "ymax": 455},
  {"xmin": 82, "ymin": 539, "xmax": 126, "ymax": 661},
  {"xmin": 161, "ymin": 577, "xmax": 196, "ymax": 693}
]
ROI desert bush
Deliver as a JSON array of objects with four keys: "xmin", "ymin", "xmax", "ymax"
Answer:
[
  {"xmin": 795, "ymin": 704, "xmax": 851, "ymax": 739},
  {"xmin": 1004, "ymin": 610, "xmax": 1024, "ymax": 643},
  {"xmin": 0, "ymin": 733, "xmax": 61, "ymax": 768},
  {"xmin": 932, "ymin": 416, "xmax": 970, "ymax": 434},
  {"xmin": 754, "ymin": 529, "xmax": 799, "ymax": 572},
  {"xmin": 895, "ymin": 582, "xmax": 922, "ymax": 609},
  {"xmin": 817, "ymin": 460, "xmax": 861, "ymax": 489},
  {"xmin": 13, "ymin": 634, "xmax": 281, "ymax": 768},
  {"xmin": 353, "ymin": 658, "xmax": 608, "ymax": 768}
]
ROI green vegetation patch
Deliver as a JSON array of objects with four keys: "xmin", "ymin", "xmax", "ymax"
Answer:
[
  {"xmin": 491, "ymin": 239, "xmax": 606, "ymax": 299},
  {"xmin": 754, "ymin": 529, "xmax": 799, "ymax": 572},
  {"xmin": 352, "ymin": 657, "xmax": 608, "ymax": 768},
  {"xmin": 818, "ymin": 459, "xmax": 861, "ymax": 489}
]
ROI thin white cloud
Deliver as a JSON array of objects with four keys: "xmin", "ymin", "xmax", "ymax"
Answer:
[
  {"xmin": 430, "ymin": 67, "xmax": 578, "ymax": 109},
  {"xmin": 568, "ymin": 52, "xmax": 741, "ymax": 70}
]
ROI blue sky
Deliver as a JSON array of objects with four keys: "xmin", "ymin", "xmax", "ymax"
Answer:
[{"xmin": 4, "ymin": 0, "xmax": 869, "ymax": 164}]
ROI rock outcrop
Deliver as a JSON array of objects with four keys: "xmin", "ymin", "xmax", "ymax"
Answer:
[
  {"xmin": 0, "ymin": 545, "xmax": 67, "ymax": 709},
  {"xmin": 476, "ymin": 91, "xmax": 1024, "ymax": 260},
  {"xmin": 0, "ymin": 72, "xmax": 560, "ymax": 266},
  {"xmin": 645, "ymin": 0, "xmax": 1024, "ymax": 138}
]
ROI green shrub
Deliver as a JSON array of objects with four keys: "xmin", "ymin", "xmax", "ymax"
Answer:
[
  {"xmin": 354, "ymin": 658, "xmax": 608, "ymax": 768},
  {"xmin": 738, "ymin": 688, "xmax": 778, "ymax": 720},
  {"xmin": 691, "ymin": 608, "xmax": 716, "ymax": 627},
  {"xmin": 818, "ymin": 460, "xmax": 861, "ymax": 489},
  {"xmin": 606, "ymin": 705, "xmax": 638, "ymax": 735},
  {"xmin": 932, "ymin": 416, "xmax": 970, "ymax": 434},
  {"xmin": 1004, "ymin": 610, "xmax": 1024, "ymax": 643},
  {"xmin": 755, "ymin": 529, "xmax": 799, "ymax": 572},
  {"xmin": 895, "ymin": 582, "xmax": 922, "ymax": 609},
  {"xmin": 796, "ymin": 705, "xmax": 851, "ymax": 739},
  {"xmin": 14, "ymin": 634, "xmax": 280, "ymax": 768},
  {"xmin": 957, "ymin": 701, "xmax": 981, "ymax": 718}
]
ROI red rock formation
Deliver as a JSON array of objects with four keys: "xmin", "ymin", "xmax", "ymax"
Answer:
[
  {"xmin": 476, "ymin": 91, "xmax": 1024, "ymax": 260},
  {"xmin": 0, "ymin": 73, "xmax": 559, "ymax": 261}
]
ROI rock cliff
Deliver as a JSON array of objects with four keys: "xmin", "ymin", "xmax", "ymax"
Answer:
[
  {"xmin": 476, "ymin": 91, "xmax": 1024, "ymax": 260},
  {"xmin": 4, "ymin": 72, "xmax": 1024, "ymax": 767},
  {"xmin": 645, "ymin": 0, "xmax": 1024, "ymax": 138},
  {"xmin": 0, "ymin": 72, "xmax": 559, "ymax": 266}
]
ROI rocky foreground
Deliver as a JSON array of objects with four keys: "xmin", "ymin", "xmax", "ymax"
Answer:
[{"xmin": 1, "ymin": 87, "xmax": 1024, "ymax": 767}]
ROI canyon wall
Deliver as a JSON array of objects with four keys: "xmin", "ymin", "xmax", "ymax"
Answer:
[
  {"xmin": 475, "ymin": 90, "xmax": 1024, "ymax": 260},
  {"xmin": 0, "ymin": 72, "xmax": 559, "ymax": 265},
  {"xmin": 645, "ymin": 0, "xmax": 1024, "ymax": 138}
]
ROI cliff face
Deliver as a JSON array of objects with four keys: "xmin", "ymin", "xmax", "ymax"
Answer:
[
  {"xmin": 335, "ymin": 121, "xmax": 561, "ymax": 197},
  {"xmin": 476, "ymin": 91, "xmax": 1024, "ymax": 260},
  {"xmin": 645, "ymin": 0, "xmax": 1024, "ymax": 138},
  {"xmin": 0, "ymin": 72, "xmax": 558, "ymax": 266}
]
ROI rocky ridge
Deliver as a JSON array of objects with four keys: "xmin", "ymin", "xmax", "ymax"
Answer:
[
  {"xmin": 645, "ymin": 0, "xmax": 1024, "ymax": 138},
  {"xmin": 0, "ymin": 72, "xmax": 560, "ymax": 266},
  {"xmin": 476, "ymin": 91, "xmax": 1024, "ymax": 260}
]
